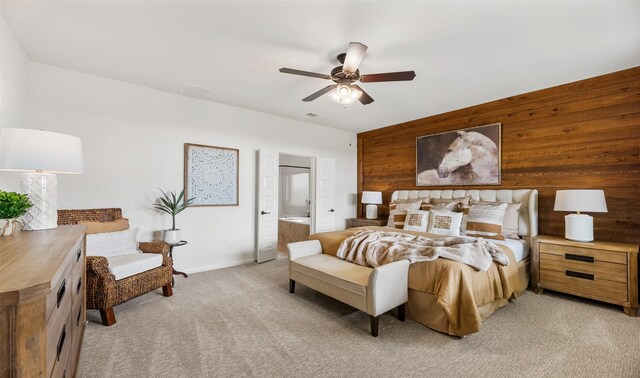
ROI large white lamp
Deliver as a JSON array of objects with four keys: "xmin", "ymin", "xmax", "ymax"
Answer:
[
  {"xmin": 554, "ymin": 190, "xmax": 607, "ymax": 242},
  {"xmin": 0, "ymin": 128, "xmax": 83, "ymax": 230},
  {"xmin": 361, "ymin": 191, "xmax": 382, "ymax": 220}
]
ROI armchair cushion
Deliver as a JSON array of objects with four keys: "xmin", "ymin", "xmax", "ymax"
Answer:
[
  {"xmin": 86, "ymin": 227, "xmax": 139, "ymax": 257},
  {"xmin": 79, "ymin": 218, "xmax": 129, "ymax": 234},
  {"xmin": 107, "ymin": 253, "xmax": 163, "ymax": 280}
]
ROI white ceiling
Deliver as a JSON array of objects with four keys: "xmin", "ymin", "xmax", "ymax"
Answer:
[{"xmin": 2, "ymin": 1, "xmax": 639, "ymax": 133}]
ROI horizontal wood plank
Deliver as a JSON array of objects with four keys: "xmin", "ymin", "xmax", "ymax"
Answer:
[{"xmin": 357, "ymin": 66, "xmax": 640, "ymax": 244}]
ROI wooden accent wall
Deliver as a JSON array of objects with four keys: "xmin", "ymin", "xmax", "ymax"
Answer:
[{"xmin": 357, "ymin": 67, "xmax": 640, "ymax": 244}]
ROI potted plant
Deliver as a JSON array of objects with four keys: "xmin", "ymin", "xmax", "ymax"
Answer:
[
  {"xmin": 0, "ymin": 191, "xmax": 32, "ymax": 236},
  {"xmin": 153, "ymin": 189, "xmax": 194, "ymax": 244}
]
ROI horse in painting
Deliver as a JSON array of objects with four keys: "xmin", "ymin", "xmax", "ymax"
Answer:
[{"xmin": 417, "ymin": 131, "xmax": 499, "ymax": 185}]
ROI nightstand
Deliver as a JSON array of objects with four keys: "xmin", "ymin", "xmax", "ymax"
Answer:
[
  {"xmin": 347, "ymin": 218, "xmax": 387, "ymax": 228},
  {"xmin": 532, "ymin": 235, "xmax": 639, "ymax": 316}
]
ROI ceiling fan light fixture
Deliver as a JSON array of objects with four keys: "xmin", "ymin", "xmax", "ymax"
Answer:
[{"xmin": 329, "ymin": 84, "xmax": 362, "ymax": 104}]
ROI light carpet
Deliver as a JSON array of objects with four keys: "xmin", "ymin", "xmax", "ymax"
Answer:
[{"xmin": 77, "ymin": 256, "xmax": 640, "ymax": 377}]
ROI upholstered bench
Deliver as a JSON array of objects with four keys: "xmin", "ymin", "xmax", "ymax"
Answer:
[{"xmin": 287, "ymin": 240, "xmax": 409, "ymax": 336}]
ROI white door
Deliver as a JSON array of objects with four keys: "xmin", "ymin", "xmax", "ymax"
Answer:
[
  {"xmin": 255, "ymin": 149, "xmax": 278, "ymax": 263},
  {"xmin": 314, "ymin": 157, "xmax": 336, "ymax": 233}
]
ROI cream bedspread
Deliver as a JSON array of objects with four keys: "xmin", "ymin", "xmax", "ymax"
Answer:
[
  {"xmin": 308, "ymin": 226, "xmax": 523, "ymax": 336},
  {"xmin": 336, "ymin": 229, "xmax": 509, "ymax": 271}
]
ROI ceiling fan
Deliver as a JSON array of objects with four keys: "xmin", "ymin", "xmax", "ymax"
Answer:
[{"xmin": 279, "ymin": 42, "xmax": 416, "ymax": 105}]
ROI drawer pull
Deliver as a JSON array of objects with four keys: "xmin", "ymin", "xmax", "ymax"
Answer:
[
  {"xmin": 566, "ymin": 270, "xmax": 594, "ymax": 280},
  {"xmin": 57, "ymin": 279, "xmax": 66, "ymax": 308},
  {"xmin": 76, "ymin": 277, "xmax": 82, "ymax": 295},
  {"xmin": 565, "ymin": 253, "xmax": 594, "ymax": 263},
  {"xmin": 56, "ymin": 325, "xmax": 66, "ymax": 361},
  {"xmin": 77, "ymin": 307, "xmax": 82, "ymax": 327},
  {"xmin": 76, "ymin": 247, "xmax": 82, "ymax": 262}
]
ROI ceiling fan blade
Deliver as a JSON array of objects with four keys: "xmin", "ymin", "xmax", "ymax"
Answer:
[
  {"xmin": 279, "ymin": 68, "xmax": 330, "ymax": 80},
  {"xmin": 360, "ymin": 71, "xmax": 416, "ymax": 82},
  {"xmin": 342, "ymin": 42, "xmax": 368, "ymax": 73},
  {"xmin": 302, "ymin": 84, "xmax": 338, "ymax": 102},
  {"xmin": 352, "ymin": 85, "xmax": 374, "ymax": 105}
]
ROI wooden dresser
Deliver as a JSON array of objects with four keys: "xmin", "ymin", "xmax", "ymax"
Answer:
[
  {"xmin": 0, "ymin": 225, "xmax": 87, "ymax": 377},
  {"xmin": 532, "ymin": 235, "xmax": 639, "ymax": 316}
]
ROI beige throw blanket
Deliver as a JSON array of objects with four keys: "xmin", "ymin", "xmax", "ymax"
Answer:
[{"xmin": 336, "ymin": 230, "xmax": 509, "ymax": 271}]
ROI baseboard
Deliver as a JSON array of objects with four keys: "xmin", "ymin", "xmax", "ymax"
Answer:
[{"xmin": 181, "ymin": 258, "xmax": 255, "ymax": 274}]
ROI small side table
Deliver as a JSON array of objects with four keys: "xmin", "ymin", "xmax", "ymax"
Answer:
[
  {"xmin": 532, "ymin": 235, "xmax": 639, "ymax": 316},
  {"xmin": 168, "ymin": 240, "xmax": 189, "ymax": 286}
]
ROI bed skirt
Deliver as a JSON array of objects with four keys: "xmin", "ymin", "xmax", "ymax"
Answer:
[{"xmin": 406, "ymin": 258, "xmax": 530, "ymax": 337}]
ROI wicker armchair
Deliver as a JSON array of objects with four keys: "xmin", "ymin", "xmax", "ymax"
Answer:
[{"xmin": 58, "ymin": 208, "xmax": 173, "ymax": 326}]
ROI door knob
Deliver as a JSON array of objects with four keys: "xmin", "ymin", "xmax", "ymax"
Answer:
[
  {"xmin": 261, "ymin": 211, "xmax": 271, "ymax": 215},
  {"xmin": 329, "ymin": 209, "xmax": 335, "ymax": 212}
]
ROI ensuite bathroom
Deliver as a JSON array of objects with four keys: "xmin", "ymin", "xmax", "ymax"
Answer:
[{"xmin": 278, "ymin": 153, "xmax": 311, "ymax": 250}]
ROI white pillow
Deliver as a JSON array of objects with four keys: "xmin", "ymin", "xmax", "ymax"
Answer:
[
  {"xmin": 403, "ymin": 210, "xmax": 430, "ymax": 232},
  {"xmin": 428, "ymin": 211, "xmax": 463, "ymax": 236},
  {"xmin": 86, "ymin": 227, "xmax": 140, "ymax": 257}
]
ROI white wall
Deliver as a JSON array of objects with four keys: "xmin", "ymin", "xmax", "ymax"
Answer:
[
  {"xmin": 0, "ymin": 14, "xmax": 30, "ymax": 189},
  {"xmin": 18, "ymin": 62, "xmax": 356, "ymax": 273},
  {"xmin": 0, "ymin": 14, "xmax": 28, "ymax": 128}
]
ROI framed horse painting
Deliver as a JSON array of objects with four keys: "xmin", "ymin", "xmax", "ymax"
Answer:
[{"xmin": 416, "ymin": 123, "xmax": 501, "ymax": 186}]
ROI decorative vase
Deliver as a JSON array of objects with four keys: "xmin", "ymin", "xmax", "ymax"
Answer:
[
  {"xmin": 1, "ymin": 218, "xmax": 19, "ymax": 236},
  {"xmin": 163, "ymin": 229, "xmax": 181, "ymax": 244}
]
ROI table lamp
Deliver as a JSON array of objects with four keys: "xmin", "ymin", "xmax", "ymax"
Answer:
[
  {"xmin": 361, "ymin": 191, "xmax": 382, "ymax": 219},
  {"xmin": 0, "ymin": 128, "xmax": 83, "ymax": 230},
  {"xmin": 554, "ymin": 189, "xmax": 607, "ymax": 242}
]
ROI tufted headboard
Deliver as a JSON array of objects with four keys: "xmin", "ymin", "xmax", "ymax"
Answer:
[{"xmin": 390, "ymin": 189, "xmax": 538, "ymax": 244}]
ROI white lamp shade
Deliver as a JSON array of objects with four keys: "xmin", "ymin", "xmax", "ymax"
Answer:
[
  {"xmin": 361, "ymin": 191, "xmax": 382, "ymax": 205},
  {"xmin": 0, "ymin": 128, "xmax": 83, "ymax": 174},
  {"xmin": 554, "ymin": 190, "xmax": 607, "ymax": 213}
]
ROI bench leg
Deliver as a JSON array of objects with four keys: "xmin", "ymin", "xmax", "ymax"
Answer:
[
  {"xmin": 162, "ymin": 284, "xmax": 173, "ymax": 297},
  {"xmin": 397, "ymin": 303, "xmax": 406, "ymax": 322},
  {"xmin": 289, "ymin": 279, "xmax": 295, "ymax": 294},
  {"xmin": 370, "ymin": 315, "xmax": 379, "ymax": 337},
  {"xmin": 100, "ymin": 308, "xmax": 116, "ymax": 326}
]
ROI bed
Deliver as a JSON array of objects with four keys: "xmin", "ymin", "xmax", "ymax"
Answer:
[{"xmin": 309, "ymin": 189, "xmax": 538, "ymax": 336}]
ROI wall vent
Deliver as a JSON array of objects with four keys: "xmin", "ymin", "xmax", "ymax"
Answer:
[{"xmin": 178, "ymin": 83, "xmax": 213, "ymax": 99}]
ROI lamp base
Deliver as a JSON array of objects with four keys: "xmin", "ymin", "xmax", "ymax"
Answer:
[
  {"xmin": 565, "ymin": 213, "xmax": 593, "ymax": 242},
  {"xmin": 20, "ymin": 173, "xmax": 58, "ymax": 230},
  {"xmin": 365, "ymin": 204, "xmax": 378, "ymax": 220}
]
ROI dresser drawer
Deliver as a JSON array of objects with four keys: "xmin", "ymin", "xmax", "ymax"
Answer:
[
  {"xmin": 50, "ymin": 310, "xmax": 74, "ymax": 378},
  {"xmin": 45, "ymin": 277, "xmax": 73, "ymax": 377},
  {"xmin": 46, "ymin": 256, "xmax": 74, "ymax": 321},
  {"xmin": 71, "ymin": 247, "xmax": 84, "ymax": 301},
  {"xmin": 539, "ymin": 243, "xmax": 626, "ymax": 264},
  {"xmin": 67, "ymin": 291, "xmax": 85, "ymax": 378}
]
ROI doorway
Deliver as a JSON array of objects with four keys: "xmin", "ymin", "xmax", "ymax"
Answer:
[
  {"xmin": 277, "ymin": 153, "xmax": 312, "ymax": 254},
  {"xmin": 255, "ymin": 150, "xmax": 334, "ymax": 264}
]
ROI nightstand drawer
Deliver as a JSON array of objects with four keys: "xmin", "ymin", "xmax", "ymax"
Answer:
[
  {"xmin": 540, "ymin": 253, "xmax": 627, "ymax": 284},
  {"xmin": 539, "ymin": 243, "xmax": 626, "ymax": 264},
  {"xmin": 540, "ymin": 268, "xmax": 627, "ymax": 302}
]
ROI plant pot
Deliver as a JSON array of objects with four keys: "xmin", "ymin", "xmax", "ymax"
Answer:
[
  {"xmin": 163, "ymin": 229, "xmax": 182, "ymax": 245},
  {"xmin": 1, "ymin": 218, "xmax": 19, "ymax": 236}
]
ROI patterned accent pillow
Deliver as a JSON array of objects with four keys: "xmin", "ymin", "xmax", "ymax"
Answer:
[
  {"xmin": 403, "ymin": 210, "xmax": 430, "ymax": 232},
  {"xmin": 465, "ymin": 202, "xmax": 508, "ymax": 240},
  {"xmin": 386, "ymin": 210, "xmax": 409, "ymax": 229},
  {"xmin": 470, "ymin": 200, "xmax": 522, "ymax": 239},
  {"xmin": 388, "ymin": 199, "xmax": 425, "ymax": 212},
  {"xmin": 427, "ymin": 211, "xmax": 463, "ymax": 236}
]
